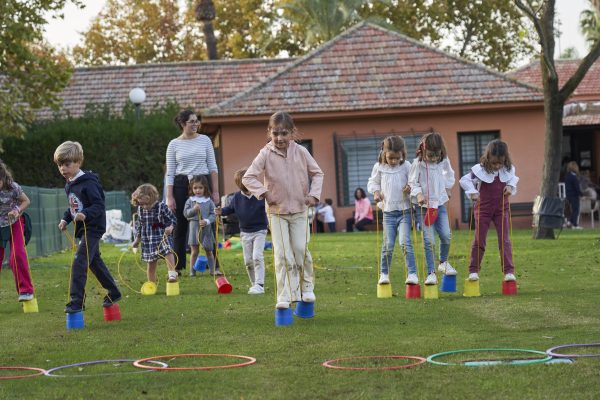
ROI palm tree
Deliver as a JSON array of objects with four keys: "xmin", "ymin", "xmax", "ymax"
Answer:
[
  {"xmin": 195, "ymin": 0, "xmax": 218, "ymax": 59},
  {"xmin": 580, "ymin": 7, "xmax": 600, "ymax": 49}
]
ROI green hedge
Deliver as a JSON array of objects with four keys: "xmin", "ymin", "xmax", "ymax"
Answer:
[{"xmin": 2, "ymin": 102, "xmax": 181, "ymax": 193}]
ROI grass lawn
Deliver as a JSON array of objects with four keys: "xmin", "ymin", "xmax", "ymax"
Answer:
[{"xmin": 1, "ymin": 228, "xmax": 599, "ymax": 399}]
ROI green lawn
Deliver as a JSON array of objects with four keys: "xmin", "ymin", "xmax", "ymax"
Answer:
[{"xmin": 1, "ymin": 228, "xmax": 599, "ymax": 399}]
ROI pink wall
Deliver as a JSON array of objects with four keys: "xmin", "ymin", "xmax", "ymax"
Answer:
[{"xmin": 217, "ymin": 106, "xmax": 545, "ymax": 229}]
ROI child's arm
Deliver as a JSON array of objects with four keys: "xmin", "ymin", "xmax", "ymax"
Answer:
[
  {"xmin": 505, "ymin": 166, "xmax": 519, "ymax": 195},
  {"xmin": 442, "ymin": 157, "xmax": 456, "ymax": 189},
  {"xmin": 8, "ymin": 191, "xmax": 30, "ymax": 222},
  {"xmin": 408, "ymin": 161, "xmax": 425, "ymax": 204},
  {"xmin": 182, "ymin": 198, "xmax": 197, "ymax": 219},
  {"xmin": 242, "ymin": 150, "xmax": 268, "ymax": 200},
  {"xmin": 459, "ymin": 171, "xmax": 479, "ymax": 200},
  {"xmin": 305, "ymin": 150, "xmax": 324, "ymax": 204},
  {"xmin": 367, "ymin": 163, "xmax": 383, "ymax": 201},
  {"xmin": 79, "ymin": 184, "xmax": 105, "ymax": 223},
  {"xmin": 205, "ymin": 201, "xmax": 216, "ymax": 224},
  {"xmin": 159, "ymin": 202, "xmax": 177, "ymax": 235}
]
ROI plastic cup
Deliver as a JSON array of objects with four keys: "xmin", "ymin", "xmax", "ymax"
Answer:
[
  {"xmin": 423, "ymin": 284, "xmax": 439, "ymax": 299},
  {"xmin": 463, "ymin": 279, "xmax": 481, "ymax": 297},
  {"xmin": 166, "ymin": 281, "xmax": 180, "ymax": 296},
  {"xmin": 22, "ymin": 298, "xmax": 39, "ymax": 313},
  {"xmin": 377, "ymin": 283, "xmax": 392, "ymax": 298},
  {"xmin": 405, "ymin": 283, "xmax": 421, "ymax": 299},
  {"xmin": 275, "ymin": 308, "xmax": 294, "ymax": 326},
  {"xmin": 193, "ymin": 256, "xmax": 208, "ymax": 272},
  {"xmin": 441, "ymin": 275, "xmax": 457, "ymax": 292},
  {"xmin": 66, "ymin": 311, "xmax": 84, "ymax": 330},
  {"xmin": 294, "ymin": 301, "xmax": 315, "ymax": 318},
  {"xmin": 502, "ymin": 280, "xmax": 517, "ymax": 295},
  {"xmin": 103, "ymin": 304, "xmax": 121, "ymax": 322}
]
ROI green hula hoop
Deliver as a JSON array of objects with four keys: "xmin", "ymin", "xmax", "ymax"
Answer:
[{"xmin": 427, "ymin": 348, "xmax": 552, "ymax": 366}]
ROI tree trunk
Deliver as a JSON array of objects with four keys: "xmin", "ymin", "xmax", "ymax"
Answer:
[{"xmin": 203, "ymin": 20, "xmax": 218, "ymax": 60}]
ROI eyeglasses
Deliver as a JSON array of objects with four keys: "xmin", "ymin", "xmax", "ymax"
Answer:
[{"xmin": 186, "ymin": 120, "xmax": 200, "ymax": 125}]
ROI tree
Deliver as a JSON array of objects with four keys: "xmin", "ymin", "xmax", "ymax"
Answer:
[
  {"xmin": 514, "ymin": 0, "xmax": 600, "ymax": 239},
  {"xmin": 559, "ymin": 46, "xmax": 579, "ymax": 59},
  {"xmin": 195, "ymin": 0, "xmax": 218, "ymax": 59},
  {"xmin": 0, "ymin": 0, "xmax": 78, "ymax": 138},
  {"xmin": 580, "ymin": 7, "xmax": 600, "ymax": 48}
]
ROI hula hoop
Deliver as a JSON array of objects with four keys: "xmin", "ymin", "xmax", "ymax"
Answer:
[
  {"xmin": 427, "ymin": 348, "xmax": 552, "ymax": 366},
  {"xmin": 133, "ymin": 354, "xmax": 256, "ymax": 371},
  {"xmin": 547, "ymin": 343, "xmax": 600, "ymax": 358},
  {"xmin": 44, "ymin": 359, "xmax": 168, "ymax": 378},
  {"xmin": 322, "ymin": 355, "xmax": 426, "ymax": 371},
  {"xmin": 0, "ymin": 366, "xmax": 47, "ymax": 380}
]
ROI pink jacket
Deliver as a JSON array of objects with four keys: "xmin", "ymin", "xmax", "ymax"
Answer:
[
  {"xmin": 354, "ymin": 197, "xmax": 373, "ymax": 221},
  {"xmin": 243, "ymin": 141, "xmax": 324, "ymax": 215}
]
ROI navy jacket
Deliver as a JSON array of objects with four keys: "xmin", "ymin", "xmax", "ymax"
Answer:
[
  {"xmin": 63, "ymin": 171, "xmax": 106, "ymax": 238},
  {"xmin": 565, "ymin": 171, "xmax": 582, "ymax": 199},
  {"xmin": 221, "ymin": 191, "xmax": 268, "ymax": 233}
]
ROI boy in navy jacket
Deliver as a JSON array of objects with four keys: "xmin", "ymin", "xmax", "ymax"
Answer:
[{"xmin": 55, "ymin": 141, "xmax": 121, "ymax": 313}]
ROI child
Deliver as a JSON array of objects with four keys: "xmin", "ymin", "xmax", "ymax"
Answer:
[
  {"xmin": 131, "ymin": 183, "xmax": 178, "ymax": 284},
  {"xmin": 217, "ymin": 168, "xmax": 269, "ymax": 294},
  {"xmin": 243, "ymin": 111, "xmax": 323, "ymax": 309},
  {"xmin": 0, "ymin": 160, "xmax": 34, "ymax": 302},
  {"xmin": 316, "ymin": 199, "xmax": 336, "ymax": 232},
  {"xmin": 460, "ymin": 140, "xmax": 518, "ymax": 281},
  {"xmin": 367, "ymin": 136, "xmax": 416, "ymax": 285},
  {"xmin": 408, "ymin": 132, "xmax": 456, "ymax": 285},
  {"xmin": 564, "ymin": 161, "xmax": 583, "ymax": 229},
  {"xmin": 183, "ymin": 176, "xmax": 218, "ymax": 276},
  {"xmin": 55, "ymin": 141, "xmax": 121, "ymax": 313}
]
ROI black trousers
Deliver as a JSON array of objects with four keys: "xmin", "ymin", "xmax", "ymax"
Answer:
[{"xmin": 69, "ymin": 234, "xmax": 120, "ymax": 309}]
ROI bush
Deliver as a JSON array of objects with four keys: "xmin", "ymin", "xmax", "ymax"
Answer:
[{"xmin": 2, "ymin": 102, "xmax": 181, "ymax": 193}]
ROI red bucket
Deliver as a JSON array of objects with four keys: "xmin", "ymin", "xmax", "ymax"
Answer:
[
  {"xmin": 502, "ymin": 280, "xmax": 517, "ymax": 296},
  {"xmin": 405, "ymin": 283, "xmax": 421, "ymax": 299},
  {"xmin": 215, "ymin": 276, "xmax": 233, "ymax": 294},
  {"xmin": 103, "ymin": 304, "xmax": 121, "ymax": 322}
]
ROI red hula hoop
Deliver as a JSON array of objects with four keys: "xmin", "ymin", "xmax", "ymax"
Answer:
[
  {"xmin": 133, "ymin": 353, "xmax": 257, "ymax": 371},
  {"xmin": 322, "ymin": 355, "xmax": 427, "ymax": 371},
  {"xmin": 0, "ymin": 366, "xmax": 46, "ymax": 380}
]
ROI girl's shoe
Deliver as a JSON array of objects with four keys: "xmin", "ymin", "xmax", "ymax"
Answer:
[
  {"xmin": 378, "ymin": 273, "xmax": 390, "ymax": 284},
  {"xmin": 167, "ymin": 272, "xmax": 178, "ymax": 282},
  {"xmin": 18, "ymin": 293, "xmax": 34, "ymax": 302},
  {"xmin": 468, "ymin": 272, "xmax": 479, "ymax": 281},
  {"xmin": 438, "ymin": 261, "xmax": 457, "ymax": 275},
  {"xmin": 424, "ymin": 273, "xmax": 437, "ymax": 285},
  {"xmin": 504, "ymin": 273, "xmax": 516, "ymax": 281},
  {"xmin": 276, "ymin": 301, "xmax": 290, "ymax": 309},
  {"xmin": 405, "ymin": 273, "xmax": 418, "ymax": 285}
]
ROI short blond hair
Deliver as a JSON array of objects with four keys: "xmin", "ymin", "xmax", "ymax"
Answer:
[
  {"xmin": 54, "ymin": 141, "xmax": 84, "ymax": 165},
  {"xmin": 131, "ymin": 183, "xmax": 159, "ymax": 206},
  {"xmin": 234, "ymin": 168, "xmax": 248, "ymax": 191}
]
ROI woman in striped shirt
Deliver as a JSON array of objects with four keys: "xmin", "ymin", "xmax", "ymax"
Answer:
[{"xmin": 166, "ymin": 110, "xmax": 219, "ymax": 274}]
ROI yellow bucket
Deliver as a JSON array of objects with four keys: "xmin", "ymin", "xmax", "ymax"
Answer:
[
  {"xmin": 166, "ymin": 281, "xmax": 180, "ymax": 296},
  {"xmin": 423, "ymin": 284, "xmax": 439, "ymax": 299},
  {"xmin": 141, "ymin": 281, "xmax": 157, "ymax": 295},
  {"xmin": 377, "ymin": 283, "xmax": 392, "ymax": 298},
  {"xmin": 463, "ymin": 279, "xmax": 481, "ymax": 297},
  {"xmin": 22, "ymin": 298, "xmax": 39, "ymax": 313}
]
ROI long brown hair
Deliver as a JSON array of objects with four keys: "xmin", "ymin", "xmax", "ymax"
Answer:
[
  {"xmin": 0, "ymin": 160, "xmax": 15, "ymax": 191},
  {"xmin": 378, "ymin": 135, "xmax": 407, "ymax": 165},
  {"xmin": 480, "ymin": 139, "xmax": 512, "ymax": 173},
  {"xmin": 189, "ymin": 175, "xmax": 211, "ymax": 197},
  {"xmin": 416, "ymin": 132, "xmax": 447, "ymax": 163}
]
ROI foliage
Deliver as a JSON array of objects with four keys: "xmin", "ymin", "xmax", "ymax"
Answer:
[
  {"xmin": 580, "ymin": 7, "xmax": 600, "ymax": 49},
  {"xmin": 0, "ymin": 0, "xmax": 79, "ymax": 138},
  {"xmin": 1, "ymin": 229, "xmax": 600, "ymax": 397},
  {"xmin": 560, "ymin": 46, "xmax": 580, "ymax": 59},
  {"xmin": 1, "ymin": 102, "xmax": 181, "ymax": 192}
]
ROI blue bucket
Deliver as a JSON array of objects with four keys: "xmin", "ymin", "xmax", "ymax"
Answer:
[
  {"xmin": 294, "ymin": 301, "xmax": 315, "ymax": 318},
  {"xmin": 66, "ymin": 311, "xmax": 84, "ymax": 330},
  {"xmin": 441, "ymin": 275, "xmax": 457, "ymax": 293},
  {"xmin": 274, "ymin": 308, "xmax": 294, "ymax": 326},
  {"xmin": 193, "ymin": 256, "xmax": 208, "ymax": 272}
]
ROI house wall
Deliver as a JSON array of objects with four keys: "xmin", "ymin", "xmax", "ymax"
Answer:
[{"xmin": 218, "ymin": 107, "xmax": 545, "ymax": 230}]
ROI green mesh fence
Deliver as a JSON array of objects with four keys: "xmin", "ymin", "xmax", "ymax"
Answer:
[{"xmin": 21, "ymin": 186, "xmax": 131, "ymax": 259}]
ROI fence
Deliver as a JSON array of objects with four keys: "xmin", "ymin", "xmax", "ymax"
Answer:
[{"xmin": 21, "ymin": 186, "xmax": 131, "ymax": 258}]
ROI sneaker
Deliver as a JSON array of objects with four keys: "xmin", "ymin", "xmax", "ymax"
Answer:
[
  {"xmin": 424, "ymin": 273, "xmax": 437, "ymax": 285},
  {"xmin": 302, "ymin": 291, "xmax": 316, "ymax": 303},
  {"xmin": 504, "ymin": 273, "xmax": 516, "ymax": 281},
  {"xmin": 438, "ymin": 261, "xmax": 457, "ymax": 276},
  {"xmin": 571, "ymin": 226, "xmax": 583, "ymax": 230},
  {"xmin": 468, "ymin": 272, "xmax": 479, "ymax": 281},
  {"xmin": 103, "ymin": 293, "xmax": 122, "ymax": 307},
  {"xmin": 276, "ymin": 301, "xmax": 290, "ymax": 309},
  {"xmin": 378, "ymin": 272, "xmax": 390, "ymax": 284},
  {"xmin": 18, "ymin": 293, "xmax": 34, "ymax": 302},
  {"xmin": 189, "ymin": 270, "xmax": 196, "ymax": 277},
  {"xmin": 167, "ymin": 273, "xmax": 178, "ymax": 283},
  {"xmin": 248, "ymin": 285, "xmax": 265, "ymax": 295},
  {"xmin": 65, "ymin": 304, "xmax": 83, "ymax": 314},
  {"xmin": 405, "ymin": 273, "xmax": 419, "ymax": 285}
]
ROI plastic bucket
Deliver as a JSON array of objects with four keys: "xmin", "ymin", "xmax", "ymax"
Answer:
[
  {"xmin": 294, "ymin": 301, "xmax": 315, "ymax": 318},
  {"xmin": 22, "ymin": 298, "xmax": 39, "ymax": 313},
  {"xmin": 103, "ymin": 304, "xmax": 121, "ymax": 322},
  {"xmin": 441, "ymin": 275, "xmax": 457, "ymax": 292},
  {"xmin": 193, "ymin": 256, "xmax": 208, "ymax": 272},
  {"xmin": 463, "ymin": 279, "xmax": 481, "ymax": 297},
  {"xmin": 405, "ymin": 284, "xmax": 421, "ymax": 299},
  {"xmin": 423, "ymin": 284, "xmax": 439, "ymax": 299},
  {"xmin": 215, "ymin": 276, "xmax": 233, "ymax": 294},
  {"xmin": 141, "ymin": 281, "xmax": 157, "ymax": 295},
  {"xmin": 377, "ymin": 283, "xmax": 392, "ymax": 298},
  {"xmin": 275, "ymin": 308, "xmax": 294, "ymax": 326},
  {"xmin": 166, "ymin": 281, "xmax": 180, "ymax": 296},
  {"xmin": 502, "ymin": 280, "xmax": 518, "ymax": 296},
  {"xmin": 66, "ymin": 311, "xmax": 84, "ymax": 330}
]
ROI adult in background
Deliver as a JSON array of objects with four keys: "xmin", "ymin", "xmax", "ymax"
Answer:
[
  {"xmin": 345, "ymin": 187, "xmax": 373, "ymax": 232},
  {"xmin": 166, "ymin": 110, "xmax": 219, "ymax": 273},
  {"xmin": 564, "ymin": 161, "xmax": 583, "ymax": 230}
]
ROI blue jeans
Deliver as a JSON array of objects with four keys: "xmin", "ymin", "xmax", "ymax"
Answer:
[
  {"xmin": 380, "ymin": 209, "xmax": 416, "ymax": 275},
  {"xmin": 418, "ymin": 205, "xmax": 451, "ymax": 274}
]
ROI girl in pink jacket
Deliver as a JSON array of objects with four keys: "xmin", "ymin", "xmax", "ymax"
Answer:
[{"xmin": 243, "ymin": 111, "xmax": 324, "ymax": 310}]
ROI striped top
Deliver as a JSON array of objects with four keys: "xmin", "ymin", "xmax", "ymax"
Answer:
[{"xmin": 165, "ymin": 135, "xmax": 218, "ymax": 186}]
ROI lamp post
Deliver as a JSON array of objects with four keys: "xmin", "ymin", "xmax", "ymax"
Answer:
[{"xmin": 129, "ymin": 87, "xmax": 146, "ymax": 120}]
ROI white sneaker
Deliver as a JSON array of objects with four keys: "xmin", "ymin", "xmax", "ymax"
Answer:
[
  {"xmin": 405, "ymin": 273, "xmax": 418, "ymax": 285},
  {"xmin": 276, "ymin": 301, "xmax": 290, "ymax": 309},
  {"xmin": 424, "ymin": 273, "xmax": 437, "ymax": 285},
  {"xmin": 504, "ymin": 273, "xmax": 516, "ymax": 282},
  {"xmin": 378, "ymin": 272, "xmax": 390, "ymax": 284},
  {"xmin": 438, "ymin": 261, "xmax": 457, "ymax": 276},
  {"xmin": 468, "ymin": 272, "xmax": 479, "ymax": 281},
  {"xmin": 302, "ymin": 291, "xmax": 316, "ymax": 303},
  {"xmin": 248, "ymin": 285, "xmax": 265, "ymax": 294},
  {"xmin": 572, "ymin": 226, "xmax": 583, "ymax": 230},
  {"xmin": 18, "ymin": 293, "xmax": 34, "ymax": 302}
]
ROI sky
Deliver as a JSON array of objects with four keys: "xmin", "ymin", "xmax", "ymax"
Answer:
[{"xmin": 43, "ymin": 0, "xmax": 593, "ymax": 61}]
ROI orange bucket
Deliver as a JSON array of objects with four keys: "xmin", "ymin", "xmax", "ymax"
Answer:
[{"xmin": 215, "ymin": 276, "xmax": 233, "ymax": 294}]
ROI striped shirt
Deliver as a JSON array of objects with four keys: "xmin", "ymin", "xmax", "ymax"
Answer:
[{"xmin": 165, "ymin": 135, "xmax": 218, "ymax": 185}]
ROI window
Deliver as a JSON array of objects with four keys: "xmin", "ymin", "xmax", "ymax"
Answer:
[
  {"xmin": 458, "ymin": 131, "xmax": 500, "ymax": 222},
  {"xmin": 335, "ymin": 133, "xmax": 422, "ymax": 206}
]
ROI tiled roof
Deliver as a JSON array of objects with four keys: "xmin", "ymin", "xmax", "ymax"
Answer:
[
  {"xmin": 36, "ymin": 59, "xmax": 292, "ymax": 119},
  {"xmin": 508, "ymin": 59, "xmax": 600, "ymax": 100},
  {"xmin": 564, "ymin": 113, "xmax": 600, "ymax": 126},
  {"xmin": 204, "ymin": 22, "xmax": 542, "ymax": 118}
]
